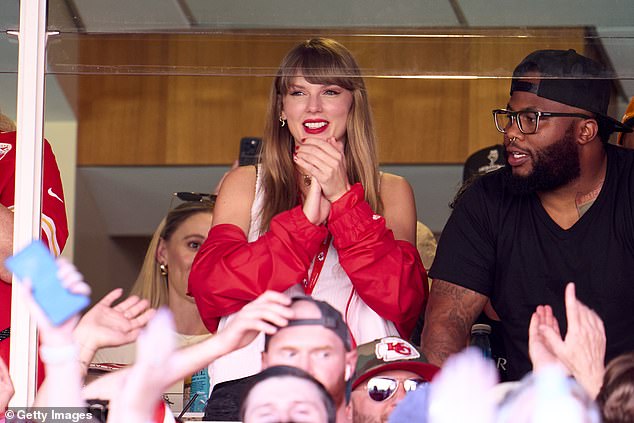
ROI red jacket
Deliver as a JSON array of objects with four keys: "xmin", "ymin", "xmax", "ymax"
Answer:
[{"xmin": 188, "ymin": 183, "xmax": 427, "ymax": 338}]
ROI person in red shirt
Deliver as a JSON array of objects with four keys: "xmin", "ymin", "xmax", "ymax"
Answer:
[
  {"xmin": 188, "ymin": 38, "xmax": 427, "ymax": 388},
  {"xmin": 0, "ymin": 125, "xmax": 69, "ymax": 387}
]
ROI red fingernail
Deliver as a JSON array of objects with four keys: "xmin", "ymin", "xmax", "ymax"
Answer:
[{"xmin": 295, "ymin": 145, "xmax": 300, "ymax": 151}]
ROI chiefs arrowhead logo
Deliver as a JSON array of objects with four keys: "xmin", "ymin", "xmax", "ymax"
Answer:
[
  {"xmin": 0, "ymin": 143, "xmax": 11, "ymax": 161},
  {"xmin": 375, "ymin": 337, "xmax": 420, "ymax": 362}
]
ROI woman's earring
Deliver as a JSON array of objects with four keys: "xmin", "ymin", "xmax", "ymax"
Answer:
[
  {"xmin": 159, "ymin": 263, "xmax": 168, "ymax": 276},
  {"xmin": 279, "ymin": 116, "xmax": 287, "ymax": 127}
]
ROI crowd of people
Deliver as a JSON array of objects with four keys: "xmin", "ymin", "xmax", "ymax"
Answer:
[{"xmin": 1, "ymin": 37, "xmax": 634, "ymax": 423}]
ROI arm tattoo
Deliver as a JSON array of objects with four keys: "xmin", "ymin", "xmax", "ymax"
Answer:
[{"xmin": 421, "ymin": 280, "xmax": 487, "ymax": 367}]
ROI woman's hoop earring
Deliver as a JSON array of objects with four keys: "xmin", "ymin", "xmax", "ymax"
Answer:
[
  {"xmin": 279, "ymin": 116, "xmax": 286, "ymax": 127},
  {"xmin": 159, "ymin": 263, "xmax": 168, "ymax": 276}
]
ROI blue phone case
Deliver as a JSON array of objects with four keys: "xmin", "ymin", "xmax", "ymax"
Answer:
[{"xmin": 5, "ymin": 241, "xmax": 90, "ymax": 326}]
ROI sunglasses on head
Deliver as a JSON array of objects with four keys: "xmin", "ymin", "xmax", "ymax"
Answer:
[
  {"xmin": 365, "ymin": 376, "xmax": 427, "ymax": 402},
  {"xmin": 168, "ymin": 192, "xmax": 216, "ymax": 211},
  {"xmin": 174, "ymin": 192, "xmax": 216, "ymax": 203}
]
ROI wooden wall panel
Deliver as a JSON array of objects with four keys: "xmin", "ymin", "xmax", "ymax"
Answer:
[{"xmin": 49, "ymin": 29, "xmax": 591, "ymax": 165}]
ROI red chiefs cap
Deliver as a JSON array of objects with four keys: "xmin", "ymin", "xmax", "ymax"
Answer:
[{"xmin": 351, "ymin": 336, "xmax": 440, "ymax": 390}]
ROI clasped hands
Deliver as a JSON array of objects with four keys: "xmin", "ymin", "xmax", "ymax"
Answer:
[{"xmin": 294, "ymin": 136, "xmax": 351, "ymax": 225}]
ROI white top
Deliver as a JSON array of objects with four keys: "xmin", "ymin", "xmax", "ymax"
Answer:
[{"xmin": 209, "ymin": 167, "xmax": 397, "ymax": 389}]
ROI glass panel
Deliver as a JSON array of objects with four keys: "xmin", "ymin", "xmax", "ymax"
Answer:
[
  {"xmin": 0, "ymin": 0, "xmax": 19, "ymax": 33},
  {"xmin": 39, "ymin": 22, "xmax": 634, "ymax": 287},
  {"xmin": 28, "ymin": 0, "xmax": 634, "ymax": 415}
]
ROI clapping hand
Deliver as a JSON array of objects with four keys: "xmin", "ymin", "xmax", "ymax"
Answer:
[
  {"xmin": 295, "ymin": 136, "xmax": 350, "ymax": 202},
  {"xmin": 296, "ymin": 136, "xmax": 351, "ymax": 225},
  {"xmin": 529, "ymin": 283, "xmax": 606, "ymax": 398}
]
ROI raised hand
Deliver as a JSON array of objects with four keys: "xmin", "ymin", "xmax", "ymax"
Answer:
[
  {"xmin": 24, "ymin": 258, "xmax": 90, "ymax": 409},
  {"xmin": 294, "ymin": 136, "xmax": 351, "ymax": 203},
  {"xmin": 214, "ymin": 290, "xmax": 294, "ymax": 354},
  {"xmin": 74, "ymin": 288, "xmax": 155, "ymax": 371},
  {"xmin": 18, "ymin": 257, "xmax": 90, "ymax": 347},
  {"xmin": 529, "ymin": 304, "xmax": 562, "ymax": 371},
  {"xmin": 106, "ymin": 307, "xmax": 176, "ymax": 423},
  {"xmin": 83, "ymin": 291, "xmax": 296, "ymax": 407},
  {"xmin": 538, "ymin": 283, "xmax": 606, "ymax": 397}
]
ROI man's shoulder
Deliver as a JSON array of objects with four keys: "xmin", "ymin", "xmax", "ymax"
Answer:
[
  {"xmin": 606, "ymin": 143, "xmax": 634, "ymax": 181},
  {"xmin": 454, "ymin": 168, "xmax": 509, "ymax": 210}
]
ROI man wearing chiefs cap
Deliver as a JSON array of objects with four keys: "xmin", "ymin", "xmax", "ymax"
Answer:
[{"xmin": 349, "ymin": 336, "xmax": 439, "ymax": 423}]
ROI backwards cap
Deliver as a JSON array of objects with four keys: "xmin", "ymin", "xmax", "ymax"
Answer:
[
  {"xmin": 265, "ymin": 296, "xmax": 352, "ymax": 351},
  {"xmin": 511, "ymin": 49, "xmax": 631, "ymax": 134}
]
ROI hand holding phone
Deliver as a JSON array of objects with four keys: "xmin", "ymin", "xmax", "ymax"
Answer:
[{"xmin": 5, "ymin": 241, "xmax": 90, "ymax": 326}]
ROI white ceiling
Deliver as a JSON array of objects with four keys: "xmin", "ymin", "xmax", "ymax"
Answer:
[{"xmin": 0, "ymin": 0, "xmax": 633, "ymax": 121}]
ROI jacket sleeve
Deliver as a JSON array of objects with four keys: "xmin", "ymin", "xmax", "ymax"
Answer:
[
  {"xmin": 327, "ymin": 183, "xmax": 428, "ymax": 338},
  {"xmin": 41, "ymin": 139, "xmax": 68, "ymax": 256},
  {"xmin": 188, "ymin": 205, "xmax": 329, "ymax": 332}
]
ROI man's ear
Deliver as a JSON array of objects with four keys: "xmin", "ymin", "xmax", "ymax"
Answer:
[
  {"xmin": 578, "ymin": 118, "xmax": 599, "ymax": 145},
  {"xmin": 344, "ymin": 349, "xmax": 357, "ymax": 382}
]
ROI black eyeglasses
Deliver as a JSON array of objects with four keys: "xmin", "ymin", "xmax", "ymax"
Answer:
[
  {"xmin": 364, "ymin": 376, "xmax": 427, "ymax": 402},
  {"xmin": 492, "ymin": 109, "xmax": 593, "ymax": 135},
  {"xmin": 169, "ymin": 192, "xmax": 216, "ymax": 211}
]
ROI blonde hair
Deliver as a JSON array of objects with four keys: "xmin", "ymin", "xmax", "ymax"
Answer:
[
  {"xmin": 130, "ymin": 200, "xmax": 214, "ymax": 308},
  {"xmin": 259, "ymin": 37, "xmax": 381, "ymax": 233},
  {"xmin": 0, "ymin": 112, "xmax": 16, "ymax": 132}
]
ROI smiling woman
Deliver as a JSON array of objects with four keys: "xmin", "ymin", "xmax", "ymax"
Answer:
[
  {"xmin": 185, "ymin": 38, "xmax": 427, "ymax": 394},
  {"xmin": 188, "ymin": 37, "xmax": 428, "ymax": 391}
]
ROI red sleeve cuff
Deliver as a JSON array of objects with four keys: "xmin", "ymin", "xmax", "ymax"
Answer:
[
  {"xmin": 275, "ymin": 205, "xmax": 329, "ymax": 254},
  {"xmin": 328, "ymin": 183, "xmax": 387, "ymax": 249},
  {"xmin": 329, "ymin": 182, "xmax": 364, "ymax": 220}
]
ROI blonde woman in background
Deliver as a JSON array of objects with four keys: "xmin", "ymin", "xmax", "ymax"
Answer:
[
  {"xmin": 94, "ymin": 197, "xmax": 215, "ymax": 366},
  {"xmin": 92, "ymin": 196, "xmax": 214, "ymax": 412}
]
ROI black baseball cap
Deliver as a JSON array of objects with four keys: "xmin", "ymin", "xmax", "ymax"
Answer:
[
  {"xmin": 511, "ymin": 49, "xmax": 632, "ymax": 133},
  {"xmin": 264, "ymin": 296, "xmax": 352, "ymax": 351}
]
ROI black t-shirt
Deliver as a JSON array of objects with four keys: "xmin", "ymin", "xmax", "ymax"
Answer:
[{"xmin": 430, "ymin": 144, "xmax": 634, "ymax": 380}]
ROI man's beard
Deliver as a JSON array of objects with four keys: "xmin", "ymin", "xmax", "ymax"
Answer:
[
  {"xmin": 503, "ymin": 125, "xmax": 580, "ymax": 195},
  {"xmin": 352, "ymin": 407, "xmax": 389, "ymax": 423}
]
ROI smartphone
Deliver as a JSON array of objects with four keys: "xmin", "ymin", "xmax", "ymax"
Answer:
[
  {"xmin": 5, "ymin": 241, "xmax": 90, "ymax": 326},
  {"xmin": 238, "ymin": 137, "xmax": 262, "ymax": 166}
]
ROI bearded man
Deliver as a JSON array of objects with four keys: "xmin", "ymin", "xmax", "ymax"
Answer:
[{"xmin": 421, "ymin": 49, "xmax": 634, "ymax": 381}]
